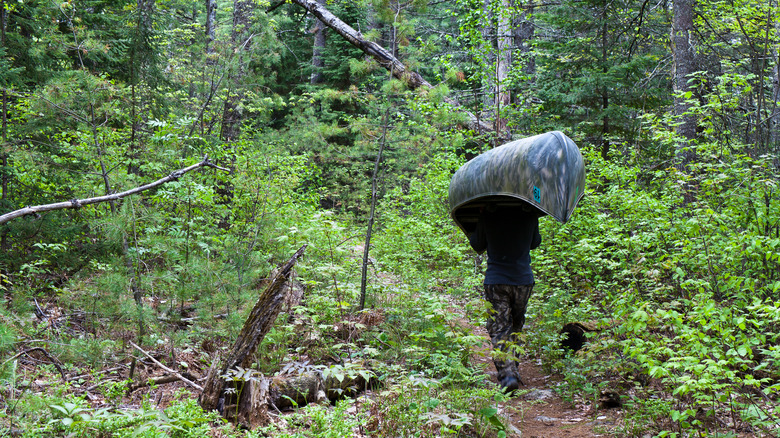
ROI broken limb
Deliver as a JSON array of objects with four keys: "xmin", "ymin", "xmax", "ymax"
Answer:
[
  {"xmin": 289, "ymin": 0, "xmax": 494, "ymax": 135},
  {"xmin": 129, "ymin": 341, "xmax": 204, "ymax": 392},
  {"xmin": 0, "ymin": 156, "xmax": 230, "ymax": 225}
]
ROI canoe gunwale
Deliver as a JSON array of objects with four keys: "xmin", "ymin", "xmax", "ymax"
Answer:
[{"xmin": 449, "ymin": 190, "xmax": 585, "ymax": 235}]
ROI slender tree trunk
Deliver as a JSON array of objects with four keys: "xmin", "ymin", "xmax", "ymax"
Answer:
[
  {"xmin": 221, "ymin": 0, "xmax": 252, "ymax": 141},
  {"xmin": 771, "ymin": 48, "xmax": 780, "ymax": 151},
  {"xmin": 391, "ymin": 1, "xmax": 399, "ymax": 58},
  {"xmin": 310, "ymin": 0, "xmax": 326, "ymax": 84},
  {"xmin": 495, "ymin": 0, "xmax": 511, "ymax": 136},
  {"xmin": 360, "ymin": 109, "xmax": 389, "ymax": 311},
  {"xmin": 217, "ymin": 0, "xmax": 252, "ymax": 228},
  {"xmin": 513, "ymin": 2, "xmax": 534, "ymax": 76},
  {"xmin": 672, "ymin": 0, "xmax": 697, "ymax": 170},
  {"xmin": 127, "ymin": 0, "xmax": 156, "ymax": 176},
  {"xmin": 1, "ymin": 0, "xmax": 8, "ymax": 252},
  {"xmin": 600, "ymin": 9, "xmax": 610, "ymax": 160},
  {"xmin": 482, "ymin": 0, "xmax": 494, "ymax": 112},
  {"xmin": 756, "ymin": 7, "xmax": 775, "ymax": 154}
]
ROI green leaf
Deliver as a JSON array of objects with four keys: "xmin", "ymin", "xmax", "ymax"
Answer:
[{"xmin": 478, "ymin": 407, "xmax": 498, "ymax": 418}]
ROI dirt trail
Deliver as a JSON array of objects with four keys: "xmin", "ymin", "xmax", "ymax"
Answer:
[{"xmin": 470, "ymin": 325, "xmax": 623, "ymax": 438}]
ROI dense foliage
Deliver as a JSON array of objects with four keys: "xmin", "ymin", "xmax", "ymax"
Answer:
[{"xmin": 1, "ymin": 0, "xmax": 779, "ymax": 436}]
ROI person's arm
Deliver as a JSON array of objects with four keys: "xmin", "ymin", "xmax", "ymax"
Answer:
[
  {"xmin": 530, "ymin": 221, "xmax": 542, "ymax": 250},
  {"xmin": 469, "ymin": 217, "xmax": 487, "ymax": 254}
]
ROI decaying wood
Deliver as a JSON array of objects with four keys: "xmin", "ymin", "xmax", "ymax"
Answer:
[
  {"xmin": 130, "ymin": 341, "xmax": 204, "ymax": 391},
  {"xmin": 0, "ymin": 155, "xmax": 230, "ymax": 225},
  {"xmin": 268, "ymin": 363, "xmax": 372, "ymax": 411},
  {"xmin": 269, "ymin": 372, "xmax": 327, "ymax": 410},
  {"xmin": 199, "ymin": 245, "xmax": 307, "ymax": 428},
  {"xmin": 289, "ymin": 0, "xmax": 494, "ymax": 136}
]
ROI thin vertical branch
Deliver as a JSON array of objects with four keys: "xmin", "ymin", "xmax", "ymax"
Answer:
[{"xmin": 360, "ymin": 108, "xmax": 390, "ymax": 311}]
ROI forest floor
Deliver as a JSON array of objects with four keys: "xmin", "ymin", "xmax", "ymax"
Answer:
[
  {"xmin": 468, "ymin": 323, "xmax": 624, "ymax": 438},
  {"xmin": 116, "ymin": 301, "xmax": 625, "ymax": 437},
  {"xmin": 12, "ymin": 264, "xmax": 625, "ymax": 437}
]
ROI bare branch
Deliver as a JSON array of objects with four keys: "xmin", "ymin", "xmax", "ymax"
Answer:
[
  {"xmin": 129, "ymin": 341, "xmax": 204, "ymax": 392},
  {"xmin": 0, "ymin": 156, "xmax": 230, "ymax": 225}
]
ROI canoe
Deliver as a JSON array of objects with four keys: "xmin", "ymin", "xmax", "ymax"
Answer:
[{"xmin": 448, "ymin": 131, "xmax": 586, "ymax": 235}]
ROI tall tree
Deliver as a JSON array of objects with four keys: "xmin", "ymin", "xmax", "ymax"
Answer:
[
  {"xmin": 494, "ymin": 0, "xmax": 512, "ymax": 135},
  {"xmin": 512, "ymin": 1, "xmax": 534, "ymax": 78},
  {"xmin": 672, "ymin": 0, "xmax": 697, "ymax": 169},
  {"xmin": 529, "ymin": 0, "xmax": 668, "ymax": 153},
  {"xmin": 1, "ymin": 0, "xmax": 8, "ymax": 252},
  {"xmin": 206, "ymin": 0, "xmax": 217, "ymax": 57},
  {"xmin": 221, "ymin": 0, "xmax": 254, "ymax": 141},
  {"xmin": 310, "ymin": 0, "xmax": 327, "ymax": 84}
]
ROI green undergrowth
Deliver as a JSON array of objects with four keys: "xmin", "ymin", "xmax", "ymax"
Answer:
[
  {"xmin": 529, "ymin": 149, "xmax": 780, "ymax": 437},
  {"xmin": 2, "ymin": 132, "xmax": 779, "ymax": 437}
]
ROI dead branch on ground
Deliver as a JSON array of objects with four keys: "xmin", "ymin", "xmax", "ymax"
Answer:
[{"xmin": 130, "ymin": 341, "xmax": 204, "ymax": 392}]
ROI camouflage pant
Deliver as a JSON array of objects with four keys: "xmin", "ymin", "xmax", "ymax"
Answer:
[{"xmin": 484, "ymin": 283, "xmax": 534, "ymax": 381}]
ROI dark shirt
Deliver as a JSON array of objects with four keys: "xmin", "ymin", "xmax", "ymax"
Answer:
[{"xmin": 469, "ymin": 205, "xmax": 541, "ymax": 285}]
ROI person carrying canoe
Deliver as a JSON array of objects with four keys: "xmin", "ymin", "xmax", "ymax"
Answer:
[{"xmin": 469, "ymin": 202, "xmax": 542, "ymax": 392}]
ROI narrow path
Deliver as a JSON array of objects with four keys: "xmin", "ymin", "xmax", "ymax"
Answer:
[{"xmin": 469, "ymin": 325, "xmax": 622, "ymax": 437}]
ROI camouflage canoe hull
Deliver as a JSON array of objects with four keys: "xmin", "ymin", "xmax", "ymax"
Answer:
[{"xmin": 448, "ymin": 131, "xmax": 586, "ymax": 235}]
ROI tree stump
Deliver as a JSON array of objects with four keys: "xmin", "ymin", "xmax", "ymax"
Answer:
[{"xmin": 199, "ymin": 245, "xmax": 306, "ymax": 428}]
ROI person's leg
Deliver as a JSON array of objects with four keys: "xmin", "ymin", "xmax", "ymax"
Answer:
[
  {"xmin": 484, "ymin": 284, "xmax": 521, "ymax": 391},
  {"xmin": 510, "ymin": 283, "xmax": 534, "ymax": 335}
]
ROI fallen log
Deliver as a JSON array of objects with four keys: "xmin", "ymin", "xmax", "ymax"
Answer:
[
  {"xmin": 199, "ymin": 245, "xmax": 307, "ymax": 428},
  {"xmin": 269, "ymin": 372, "xmax": 327, "ymax": 410}
]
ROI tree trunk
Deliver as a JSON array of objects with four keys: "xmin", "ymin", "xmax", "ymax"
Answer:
[
  {"xmin": 600, "ymin": 8, "xmax": 610, "ymax": 160},
  {"xmin": 1, "ymin": 0, "xmax": 8, "ymax": 252},
  {"xmin": 310, "ymin": 0, "xmax": 326, "ymax": 84},
  {"xmin": 289, "ymin": 0, "xmax": 494, "ymax": 134},
  {"xmin": 127, "ymin": 0, "xmax": 156, "ymax": 176},
  {"xmin": 671, "ymin": 0, "xmax": 697, "ymax": 171},
  {"xmin": 513, "ymin": 2, "xmax": 534, "ymax": 78},
  {"xmin": 206, "ymin": 0, "xmax": 217, "ymax": 57},
  {"xmin": 772, "ymin": 48, "xmax": 780, "ymax": 151},
  {"xmin": 221, "ymin": 0, "xmax": 253, "ymax": 142},
  {"xmin": 199, "ymin": 245, "xmax": 307, "ymax": 428},
  {"xmin": 216, "ymin": 0, "xmax": 252, "ymax": 228},
  {"xmin": 495, "ymin": 0, "xmax": 511, "ymax": 135}
]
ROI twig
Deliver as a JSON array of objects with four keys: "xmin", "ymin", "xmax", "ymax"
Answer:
[
  {"xmin": 0, "ymin": 155, "xmax": 230, "ymax": 224},
  {"xmin": 1, "ymin": 348, "xmax": 66, "ymax": 381},
  {"xmin": 128, "ymin": 373, "xmax": 202, "ymax": 392},
  {"xmin": 129, "ymin": 342, "xmax": 203, "ymax": 391},
  {"xmin": 67, "ymin": 365, "xmax": 127, "ymax": 382}
]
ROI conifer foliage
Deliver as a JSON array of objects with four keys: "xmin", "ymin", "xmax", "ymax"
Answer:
[{"xmin": 0, "ymin": 0, "xmax": 778, "ymax": 435}]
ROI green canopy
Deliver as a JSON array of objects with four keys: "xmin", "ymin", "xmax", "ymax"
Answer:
[{"xmin": 448, "ymin": 131, "xmax": 586, "ymax": 235}]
